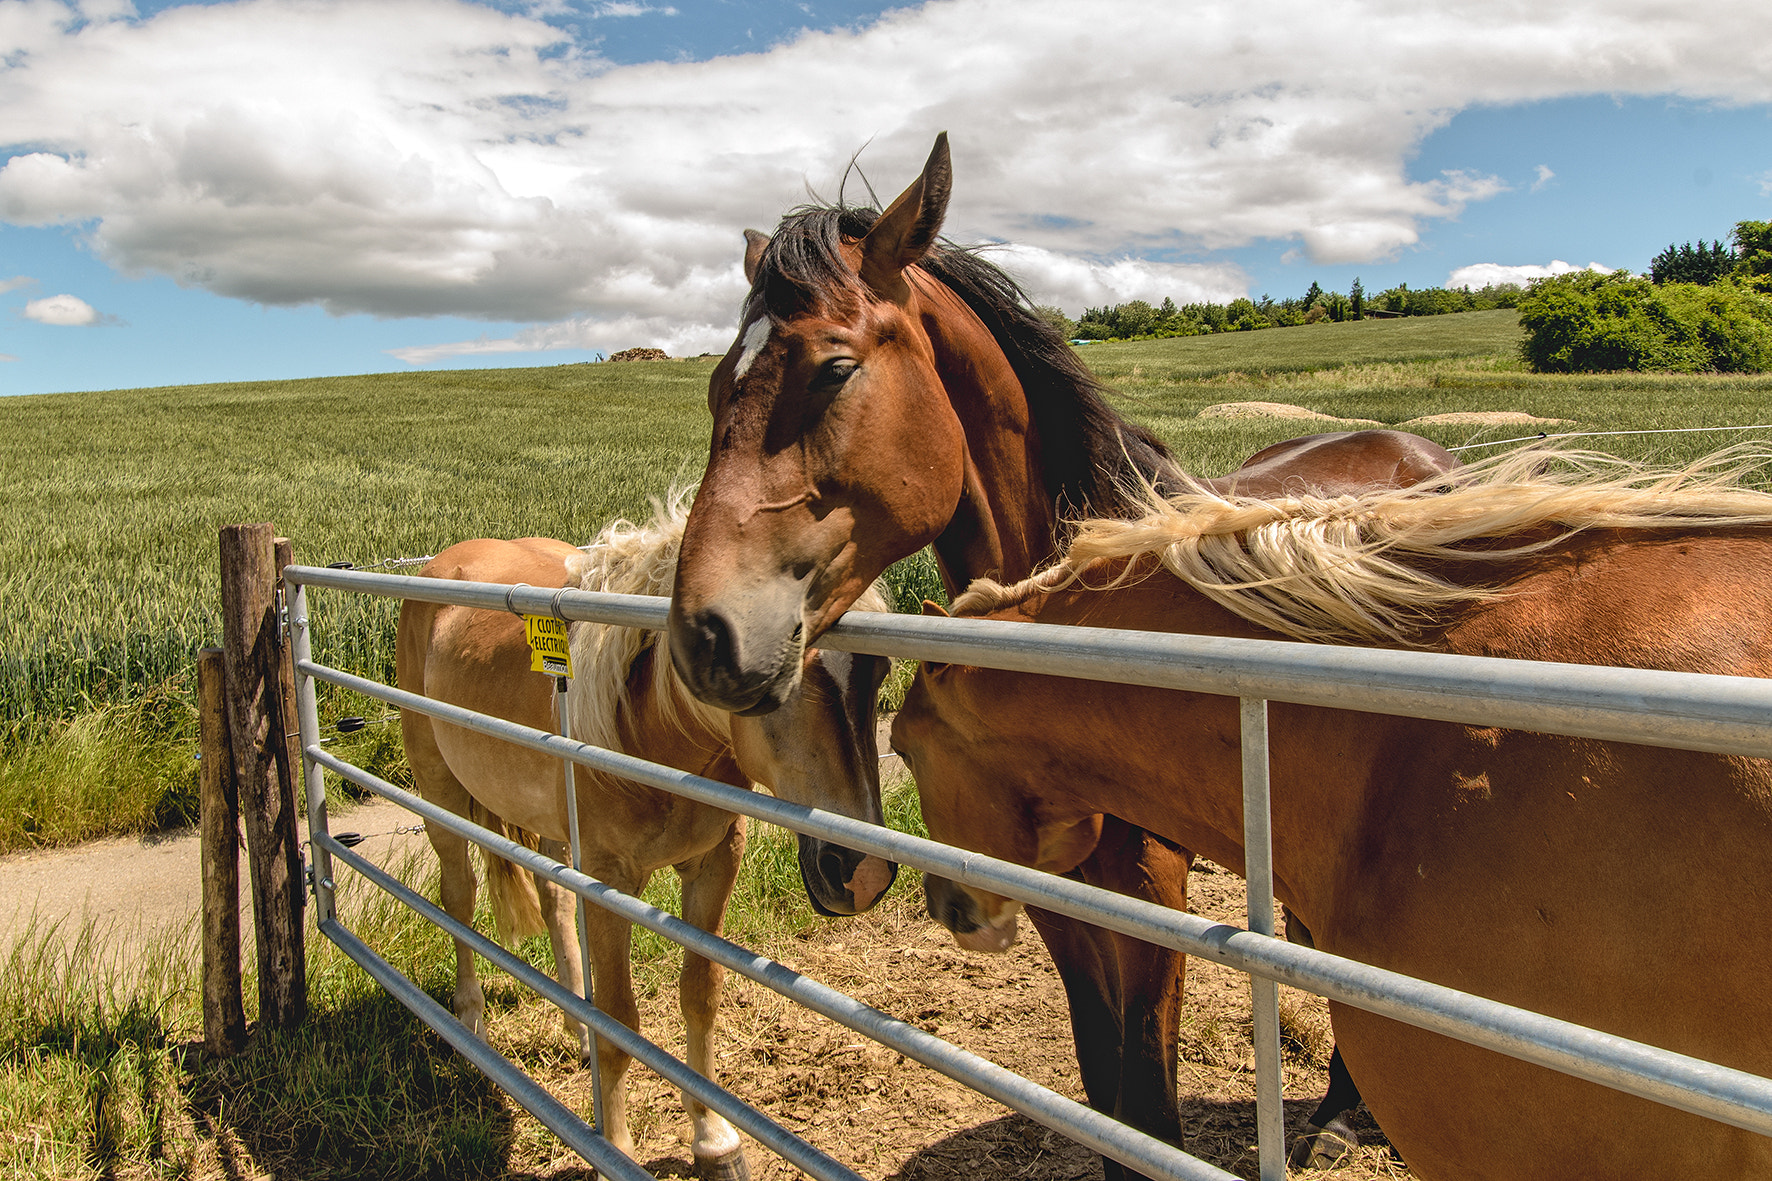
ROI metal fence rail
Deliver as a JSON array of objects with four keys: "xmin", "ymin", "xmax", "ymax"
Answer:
[{"xmin": 284, "ymin": 564, "xmax": 1772, "ymax": 1181}]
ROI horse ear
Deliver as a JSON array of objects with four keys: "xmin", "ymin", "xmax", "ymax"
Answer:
[
  {"xmin": 742, "ymin": 229, "xmax": 770, "ymax": 285},
  {"xmin": 859, "ymin": 132, "xmax": 951, "ymax": 300},
  {"xmin": 920, "ymin": 600, "xmax": 950, "ymax": 617}
]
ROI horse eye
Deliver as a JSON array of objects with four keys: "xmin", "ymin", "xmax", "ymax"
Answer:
[{"xmin": 812, "ymin": 358, "xmax": 858, "ymax": 393}]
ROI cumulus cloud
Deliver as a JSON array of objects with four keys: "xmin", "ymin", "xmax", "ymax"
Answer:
[
  {"xmin": 21, "ymin": 292, "xmax": 115, "ymax": 325},
  {"xmin": 1446, "ymin": 260, "xmax": 1615, "ymax": 288},
  {"xmin": 4, "ymin": 0, "xmax": 1772, "ymax": 353},
  {"xmin": 1531, "ymin": 164, "xmax": 1556, "ymax": 192}
]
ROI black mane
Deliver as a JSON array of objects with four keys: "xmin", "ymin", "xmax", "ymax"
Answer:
[{"xmin": 751, "ymin": 204, "xmax": 1180, "ymax": 521}]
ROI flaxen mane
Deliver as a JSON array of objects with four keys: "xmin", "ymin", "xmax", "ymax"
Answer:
[
  {"xmin": 751, "ymin": 204, "xmax": 1180, "ymax": 519},
  {"xmin": 565, "ymin": 492, "xmax": 888, "ymax": 756},
  {"xmin": 953, "ymin": 446, "xmax": 1772, "ymax": 645}
]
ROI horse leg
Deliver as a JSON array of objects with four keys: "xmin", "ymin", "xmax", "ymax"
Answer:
[
  {"xmin": 1288, "ymin": 1046, "xmax": 1362, "ymax": 1169},
  {"xmin": 413, "ymin": 769, "xmax": 487, "ymax": 1036},
  {"xmin": 1281, "ymin": 909, "xmax": 1361, "ymax": 1169},
  {"xmin": 675, "ymin": 818, "xmax": 748, "ymax": 1181},
  {"xmin": 578, "ymin": 856, "xmax": 646, "ymax": 1163},
  {"xmin": 1080, "ymin": 822, "xmax": 1191, "ymax": 1181},
  {"xmin": 536, "ymin": 838, "xmax": 594, "ymax": 1060}
]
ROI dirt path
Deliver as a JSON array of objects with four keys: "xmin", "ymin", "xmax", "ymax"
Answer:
[{"xmin": 0, "ymin": 796, "xmax": 429, "ymax": 960}]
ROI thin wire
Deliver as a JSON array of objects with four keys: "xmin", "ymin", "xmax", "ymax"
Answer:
[
  {"xmin": 342, "ymin": 555, "xmax": 436, "ymax": 572},
  {"xmin": 1447, "ymin": 424, "xmax": 1772, "ymax": 453}
]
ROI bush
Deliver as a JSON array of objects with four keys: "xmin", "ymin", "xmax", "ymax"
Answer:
[{"xmin": 1517, "ymin": 270, "xmax": 1772, "ymax": 373}]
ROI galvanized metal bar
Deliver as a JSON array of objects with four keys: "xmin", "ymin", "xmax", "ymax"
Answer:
[
  {"xmin": 308, "ymin": 745, "xmax": 1238, "ymax": 1181},
  {"xmin": 286, "ymin": 580, "xmax": 335, "ymax": 923},
  {"xmin": 1240, "ymin": 698, "xmax": 1284, "ymax": 1181},
  {"xmin": 555, "ymin": 672, "xmax": 608, "ymax": 1141},
  {"xmin": 319, "ymin": 834, "xmax": 868, "ymax": 1181},
  {"xmin": 299, "ymin": 661, "xmax": 1772, "ymax": 1139},
  {"xmin": 282, "ymin": 567, "xmax": 1772, "ymax": 759},
  {"xmin": 318, "ymin": 918, "xmax": 654, "ymax": 1181}
]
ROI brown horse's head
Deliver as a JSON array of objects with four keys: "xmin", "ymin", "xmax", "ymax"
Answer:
[{"xmin": 669, "ymin": 135, "xmax": 968, "ymax": 713}]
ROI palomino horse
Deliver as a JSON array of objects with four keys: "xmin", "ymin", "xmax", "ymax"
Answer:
[
  {"xmin": 895, "ymin": 449, "xmax": 1772, "ymax": 1180},
  {"xmin": 397, "ymin": 504, "xmax": 893, "ymax": 1181},
  {"xmin": 667, "ymin": 131, "xmax": 1454, "ymax": 1173}
]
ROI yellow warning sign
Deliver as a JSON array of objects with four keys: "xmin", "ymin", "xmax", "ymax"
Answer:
[{"xmin": 523, "ymin": 615, "xmax": 573, "ymax": 678}]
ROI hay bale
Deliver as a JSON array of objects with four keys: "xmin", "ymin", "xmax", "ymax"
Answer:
[{"xmin": 608, "ymin": 347, "xmax": 669, "ymax": 362}]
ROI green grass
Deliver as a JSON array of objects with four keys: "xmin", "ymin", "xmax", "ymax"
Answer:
[
  {"xmin": 6, "ymin": 316, "xmax": 1772, "ymax": 851},
  {"xmin": 1084, "ymin": 309, "xmax": 1772, "ymax": 476}
]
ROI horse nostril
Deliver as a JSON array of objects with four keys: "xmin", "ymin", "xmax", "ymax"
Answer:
[
  {"xmin": 819, "ymin": 849, "xmax": 846, "ymax": 888},
  {"xmin": 691, "ymin": 609, "xmax": 738, "ymax": 670}
]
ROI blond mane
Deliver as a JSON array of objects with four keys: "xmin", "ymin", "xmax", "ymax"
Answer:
[
  {"xmin": 952, "ymin": 446, "xmax": 1772, "ymax": 645},
  {"xmin": 564, "ymin": 491, "xmax": 889, "ymax": 755}
]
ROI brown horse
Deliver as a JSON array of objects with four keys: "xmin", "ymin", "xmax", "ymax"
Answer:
[
  {"xmin": 896, "ymin": 449, "xmax": 1772, "ymax": 1180},
  {"xmin": 666, "ymin": 132, "xmax": 1455, "ymax": 1174},
  {"xmin": 397, "ymin": 503, "xmax": 892, "ymax": 1181}
]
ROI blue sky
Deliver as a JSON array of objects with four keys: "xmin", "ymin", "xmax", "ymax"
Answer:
[{"xmin": 2, "ymin": 0, "xmax": 1769, "ymax": 396}]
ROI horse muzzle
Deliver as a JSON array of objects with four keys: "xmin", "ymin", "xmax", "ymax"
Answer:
[
  {"xmin": 800, "ymin": 838, "xmax": 898, "ymax": 915},
  {"xmin": 924, "ymin": 873, "xmax": 1019, "ymax": 952},
  {"xmin": 668, "ymin": 602, "xmax": 805, "ymax": 714}
]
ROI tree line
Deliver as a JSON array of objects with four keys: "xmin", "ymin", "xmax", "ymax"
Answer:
[{"xmin": 1047, "ymin": 278, "xmax": 1524, "ymax": 342}]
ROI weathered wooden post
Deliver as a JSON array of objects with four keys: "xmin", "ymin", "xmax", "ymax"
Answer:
[
  {"xmin": 198, "ymin": 647, "xmax": 247, "ymax": 1056},
  {"xmin": 219, "ymin": 523, "xmax": 307, "ymax": 1031},
  {"xmin": 273, "ymin": 537, "xmax": 302, "ymax": 779}
]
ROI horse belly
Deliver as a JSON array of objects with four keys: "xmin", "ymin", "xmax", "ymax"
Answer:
[{"xmin": 1322, "ymin": 724, "xmax": 1772, "ymax": 1180}]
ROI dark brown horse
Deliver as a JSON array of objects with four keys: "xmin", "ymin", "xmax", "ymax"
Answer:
[
  {"xmin": 896, "ymin": 452, "xmax": 1772, "ymax": 1180},
  {"xmin": 667, "ymin": 133, "xmax": 1454, "ymax": 1174}
]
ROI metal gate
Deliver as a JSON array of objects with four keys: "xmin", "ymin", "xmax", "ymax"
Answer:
[{"xmin": 284, "ymin": 563, "xmax": 1772, "ymax": 1181}]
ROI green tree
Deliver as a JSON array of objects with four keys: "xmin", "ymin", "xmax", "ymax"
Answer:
[
  {"xmin": 1734, "ymin": 220, "xmax": 1772, "ymax": 293},
  {"xmin": 1650, "ymin": 239, "xmax": 1735, "ymax": 285},
  {"xmin": 1349, "ymin": 278, "xmax": 1365, "ymax": 320},
  {"xmin": 1517, "ymin": 270, "xmax": 1772, "ymax": 373},
  {"xmin": 1035, "ymin": 305, "xmax": 1077, "ymax": 340}
]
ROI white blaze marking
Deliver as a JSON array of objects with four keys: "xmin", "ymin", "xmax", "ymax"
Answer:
[{"xmin": 734, "ymin": 315, "xmax": 772, "ymax": 380}]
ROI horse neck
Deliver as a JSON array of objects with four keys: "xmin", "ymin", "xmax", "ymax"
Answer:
[{"xmin": 911, "ymin": 279, "xmax": 1059, "ymax": 589}]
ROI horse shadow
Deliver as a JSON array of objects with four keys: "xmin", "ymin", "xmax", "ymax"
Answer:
[
  {"xmin": 886, "ymin": 1098, "xmax": 1398, "ymax": 1181},
  {"xmin": 181, "ymin": 984, "xmax": 517, "ymax": 1181}
]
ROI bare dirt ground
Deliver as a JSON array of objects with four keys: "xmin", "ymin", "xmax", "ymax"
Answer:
[{"xmin": 510, "ymin": 856, "xmax": 1410, "ymax": 1181}]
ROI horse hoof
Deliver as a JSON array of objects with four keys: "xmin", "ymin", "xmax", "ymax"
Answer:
[
  {"xmin": 1288, "ymin": 1118, "xmax": 1357, "ymax": 1169},
  {"xmin": 694, "ymin": 1149, "xmax": 750, "ymax": 1181}
]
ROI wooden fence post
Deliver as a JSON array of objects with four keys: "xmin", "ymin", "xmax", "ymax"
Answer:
[
  {"xmin": 273, "ymin": 537, "xmax": 302, "ymax": 780},
  {"xmin": 198, "ymin": 648, "xmax": 247, "ymax": 1056},
  {"xmin": 220, "ymin": 523, "xmax": 307, "ymax": 1031}
]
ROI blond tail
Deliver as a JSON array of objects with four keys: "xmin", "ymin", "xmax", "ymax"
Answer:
[{"xmin": 468, "ymin": 799, "xmax": 548, "ymax": 943}]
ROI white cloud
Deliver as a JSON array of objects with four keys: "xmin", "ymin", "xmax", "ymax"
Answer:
[
  {"xmin": 0, "ymin": 275, "xmax": 34, "ymax": 294},
  {"xmin": 1531, "ymin": 164, "xmax": 1556, "ymax": 192},
  {"xmin": 4, "ymin": 0, "xmax": 1772, "ymax": 354},
  {"xmin": 1757, "ymin": 170, "xmax": 1772, "ymax": 197},
  {"xmin": 1446, "ymin": 259, "xmax": 1616, "ymax": 288},
  {"xmin": 0, "ymin": 353, "xmax": 17, "ymax": 362},
  {"xmin": 21, "ymin": 292, "xmax": 112, "ymax": 325},
  {"xmin": 590, "ymin": 3, "xmax": 676, "ymax": 16}
]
